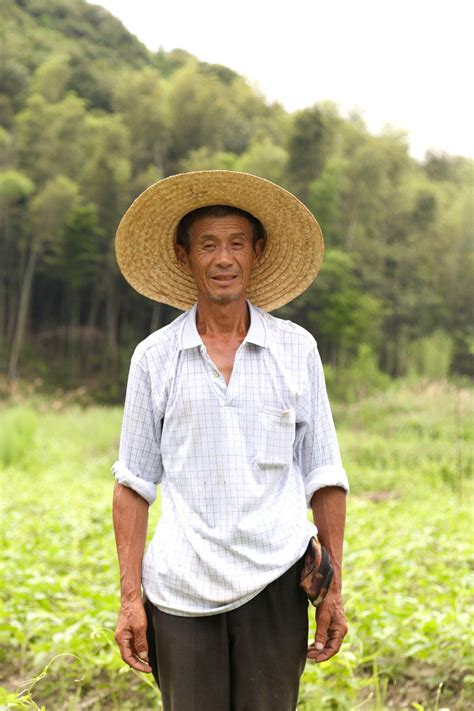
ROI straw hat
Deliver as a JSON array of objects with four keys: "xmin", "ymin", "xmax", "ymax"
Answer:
[{"xmin": 115, "ymin": 170, "xmax": 324, "ymax": 312}]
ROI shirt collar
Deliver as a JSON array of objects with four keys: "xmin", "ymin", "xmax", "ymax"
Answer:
[
  {"xmin": 179, "ymin": 301, "xmax": 267, "ymax": 350},
  {"xmin": 244, "ymin": 301, "xmax": 267, "ymax": 348},
  {"xmin": 180, "ymin": 303, "xmax": 202, "ymax": 349}
]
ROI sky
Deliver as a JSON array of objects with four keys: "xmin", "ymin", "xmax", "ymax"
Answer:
[{"xmin": 90, "ymin": 0, "xmax": 473, "ymax": 160}]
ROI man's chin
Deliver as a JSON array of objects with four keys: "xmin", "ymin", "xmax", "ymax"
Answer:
[{"xmin": 205, "ymin": 288, "xmax": 245, "ymax": 305}]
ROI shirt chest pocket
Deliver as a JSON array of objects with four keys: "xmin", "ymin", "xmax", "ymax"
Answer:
[{"xmin": 256, "ymin": 405, "xmax": 296, "ymax": 469}]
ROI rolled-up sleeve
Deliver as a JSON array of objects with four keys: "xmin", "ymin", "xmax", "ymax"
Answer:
[
  {"xmin": 296, "ymin": 343, "xmax": 349, "ymax": 506},
  {"xmin": 112, "ymin": 358, "xmax": 163, "ymax": 505}
]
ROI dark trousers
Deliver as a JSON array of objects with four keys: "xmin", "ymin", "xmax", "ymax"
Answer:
[{"xmin": 144, "ymin": 556, "xmax": 309, "ymax": 711}]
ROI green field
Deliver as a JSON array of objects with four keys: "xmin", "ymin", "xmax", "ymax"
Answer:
[{"xmin": 0, "ymin": 381, "xmax": 473, "ymax": 710}]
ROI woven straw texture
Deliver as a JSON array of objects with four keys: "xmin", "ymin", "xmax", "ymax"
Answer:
[{"xmin": 115, "ymin": 170, "xmax": 324, "ymax": 312}]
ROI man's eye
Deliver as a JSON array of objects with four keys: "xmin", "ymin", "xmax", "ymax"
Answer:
[
  {"xmin": 232, "ymin": 241, "xmax": 244, "ymax": 249},
  {"xmin": 202, "ymin": 243, "xmax": 215, "ymax": 251}
]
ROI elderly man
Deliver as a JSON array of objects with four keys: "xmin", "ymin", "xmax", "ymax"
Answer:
[{"xmin": 112, "ymin": 171, "xmax": 349, "ymax": 711}]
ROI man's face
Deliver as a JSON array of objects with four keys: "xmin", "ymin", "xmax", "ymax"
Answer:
[{"xmin": 175, "ymin": 215, "xmax": 264, "ymax": 305}]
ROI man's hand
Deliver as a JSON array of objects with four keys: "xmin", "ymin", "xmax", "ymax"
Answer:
[
  {"xmin": 309, "ymin": 486, "xmax": 347, "ymax": 663},
  {"xmin": 115, "ymin": 598, "xmax": 152, "ymax": 673},
  {"xmin": 307, "ymin": 589, "xmax": 348, "ymax": 663}
]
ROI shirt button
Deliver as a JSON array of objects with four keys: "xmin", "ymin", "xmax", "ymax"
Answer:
[{"xmin": 213, "ymin": 370, "xmax": 220, "ymax": 378}]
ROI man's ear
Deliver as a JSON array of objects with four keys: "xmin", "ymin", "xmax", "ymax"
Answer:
[{"xmin": 174, "ymin": 243, "xmax": 192, "ymax": 274}]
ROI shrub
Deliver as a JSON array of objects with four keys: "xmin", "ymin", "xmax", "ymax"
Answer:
[
  {"xmin": 0, "ymin": 407, "xmax": 38, "ymax": 467},
  {"xmin": 326, "ymin": 344, "xmax": 391, "ymax": 402},
  {"xmin": 405, "ymin": 330, "xmax": 454, "ymax": 380}
]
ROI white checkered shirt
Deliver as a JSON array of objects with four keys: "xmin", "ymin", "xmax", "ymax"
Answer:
[{"xmin": 112, "ymin": 301, "xmax": 349, "ymax": 616}]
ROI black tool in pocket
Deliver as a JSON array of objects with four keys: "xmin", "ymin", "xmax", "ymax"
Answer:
[{"xmin": 299, "ymin": 536, "xmax": 334, "ymax": 607}]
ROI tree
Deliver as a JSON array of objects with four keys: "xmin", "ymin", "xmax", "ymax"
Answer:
[
  {"xmin": 307, "ymin": 158, "xmax": 348, "ymax": 246},
  {"xmin": 0, "ymin": 59, "xmax": 30, "ymax": 124},
  {"xmin": 16, "ymin": 92, "xmax": 88, "ymax": 183},
  {"xmin": 30, "ymin": 53, "xmax": 72, "ymax": 103},
  {"xmin": 332, "ymin": 132, "xmax": 417, "ymax": 374},
  {"xmin": 0, "ymin": 169, "xmax": 34, "ymax": 351},
  {"xmin": 236, "ymin": 137, "xmax": 288, "ymax": 185},
  {"xmin": 79, "ymin": 114, "xmax": 132, "ymax": 376},
  {"xmin": 167, "ymin": 62, "xmax": 274, "ymax": 172},
  {"xmin": 287, "ymin": 103, "xmax": 340, "ymax": 202},
  {"xmin": 279, "ymin": 249, "xmax": 384, "ymax": 366},
  {"xmin": 8, "ymin": 175, "xmax": 79, "ymax": 379},
  {"xmin": 111, "ymin": 67, "xmax": 169, "ymax": 176},
  {"xmin": 180, "ymin": 148, "xmax": 238, "ymax": 173},
  {"xmin": 41, "ymin": 202, "xmax": 103, "ymax": 379}
]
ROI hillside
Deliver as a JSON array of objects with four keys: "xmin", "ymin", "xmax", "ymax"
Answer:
[
  {"xmin": 2, "ymin": 0, "xmax": 150, "ymax": 67},
  {"xmin": 0, "ymin": 0, "xmax": 240, "ymax": 114}
]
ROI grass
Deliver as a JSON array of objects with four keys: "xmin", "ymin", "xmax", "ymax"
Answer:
[{"xmin": 0, "ymin": 379, "xmax": 473, "ymax": 710}]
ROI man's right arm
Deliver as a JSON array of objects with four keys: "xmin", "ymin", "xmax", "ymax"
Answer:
[{"xmin": 112, "ymin": 481, "xmax": 152, "ymax": 673}]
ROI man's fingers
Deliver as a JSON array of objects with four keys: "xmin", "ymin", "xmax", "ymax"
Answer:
[
  {"xmin": 117, "ymin": 635, "xmax": 137, "ymax": 667},
  {"xmin": 132, "ymin": 633, "xmax": 152, "ymax": 672},
  {"xmin": 126, "ymin": 656, "xmax": 153, "ymax": 673},
  {"xmin": 307, "ymin": 605, "xmax": 348, "ymax": 662},
  {"xmin": 118, "ymin": 640, "xmax": 153, "ymax": 673},
  {"xmin": 314, "ymin": 607, "xmax": 331, "ymax": 649},
  {"xmin": 133, "ymin": 630, "xmax": 149, "ymax": 662},
  {"xmin": 115, "ymin": 623, "xmax": 152, "ymax": 674},
  {"xmin": 131, "ymin": 657, "xmax": 153, "ymax": 673},
  {"xmin": 309, "ymin": 627, "xmax": 345, "ymax": 662},
  {"xmin": 307, "ymin": 639, "xmax": 341, "ymax": 661}
]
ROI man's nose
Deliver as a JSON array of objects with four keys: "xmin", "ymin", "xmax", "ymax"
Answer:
[{"xmin": 214, "ymin": 244, "xmax": 234, "ymax": 266}]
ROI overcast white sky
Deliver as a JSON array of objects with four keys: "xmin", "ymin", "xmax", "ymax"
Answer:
[{"xmin": 91, "ymin": 0, "xmax": 473, "ymax": 160}]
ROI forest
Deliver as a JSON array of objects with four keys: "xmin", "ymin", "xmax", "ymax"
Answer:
[{"xmin": 0, "ymin": 0, "xmax": 472, "ymax": 399}]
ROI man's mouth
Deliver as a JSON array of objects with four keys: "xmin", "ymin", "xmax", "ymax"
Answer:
[{"xmin": 211, "ymin": 274, "xmax": 238, "ymax": 282}]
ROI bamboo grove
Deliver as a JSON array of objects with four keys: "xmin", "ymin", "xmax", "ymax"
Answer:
[{"xmin": 1, "ymin": 0, "xmax": 472, "ymax": 398}]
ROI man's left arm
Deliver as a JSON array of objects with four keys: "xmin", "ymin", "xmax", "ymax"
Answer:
[{"xmin": 307, "ymin": 485, "xmax": 348, "ymax": 662}]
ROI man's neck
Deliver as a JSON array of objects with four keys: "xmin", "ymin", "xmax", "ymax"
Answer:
[{"xmin": 195, "ymin": 297, "xmax": 250, "ymax": 340}]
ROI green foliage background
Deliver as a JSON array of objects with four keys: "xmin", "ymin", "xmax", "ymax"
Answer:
[
  {"xmin": 0, "ymin": 384, "xmax": 472, "ymax": 709},
  {"xmin": 0, "ymin": 0, "xmax": 472, "ymax": 395}
]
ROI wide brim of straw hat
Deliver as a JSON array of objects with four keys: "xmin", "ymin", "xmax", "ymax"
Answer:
[{"xmin": 115, "ymin": 170, "xmax": 324, "ymax": 312}]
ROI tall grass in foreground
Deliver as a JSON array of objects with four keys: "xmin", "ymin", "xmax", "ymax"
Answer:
[{"xmin": 0, "ymin": 380, "xmax": 473, "ymax": 710}]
